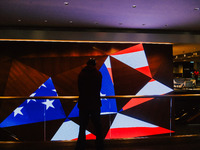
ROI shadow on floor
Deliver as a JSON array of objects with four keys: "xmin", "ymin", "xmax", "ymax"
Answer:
[{"xmin": 0, "ymin": 135, "xmax": 200, "ymax": 150}]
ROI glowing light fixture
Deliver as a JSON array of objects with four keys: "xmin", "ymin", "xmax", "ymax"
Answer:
[
  {"xmin": 132, "ymin": 5, "xmax": 136, "ymax": 8},
  {"xmin": 64, "ymin": 2, "xmax": 69, "ymax": 5}
]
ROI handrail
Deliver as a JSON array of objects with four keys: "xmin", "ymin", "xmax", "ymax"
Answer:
[{"xmin": 0, "ymin": 94, "xmax": 199, "ymax": 100}]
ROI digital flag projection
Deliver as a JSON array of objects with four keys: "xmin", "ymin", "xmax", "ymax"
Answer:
[
  {"xmin": 52, "ymin": 43, "xmax": 173, "ymax": 140},
  {"xmin": 0, "ymin": 78, "xmax": 66, "ymax": 128},
  {"xmin": 0, "ymin": 43, "xmax": 174, "ymax": 141}
]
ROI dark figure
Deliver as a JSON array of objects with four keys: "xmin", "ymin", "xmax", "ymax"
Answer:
[
  {"xmin": 193, "ymin": 70, "xmax": 199, "ymax": 84},
  {"xmin": 75, "ymin": 58, "xmax": 104, "ymax": 150}
]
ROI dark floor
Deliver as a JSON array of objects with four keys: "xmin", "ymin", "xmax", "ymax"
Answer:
[{"xmin": 0, "ymin": 134, "xmax": 200, "ymax": 150}]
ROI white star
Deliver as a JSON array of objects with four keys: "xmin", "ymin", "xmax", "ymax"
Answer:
[
  {"xmin": 39, "ymin": 84, "xmax": 47, "ymax": 89},
  {"xmin": 42, "ymin": 84, "xmax": 47, "ymax": 88},
  {"xmin": 27, "ymin": 93, "xmax": 37, "ymax": 103},
  {"xmin": 52, "ymin": 89, "xmax": 58, "ymax": 95},
  {"xmin": 100, "ymin": 93, "xmax": 107, "ymax": 100},
  {"xmin": 52, "ymin": 89, "xmax": 57, "ymax": 92},
  {"xmin": 30, "ymin": 93, "xmax": 36, "ymax": 97},
  {"xmin": 27, "ymin": 99, "xmax": 36, "ymax": 103},
  {"xmin": 14, "ymin": 107, "xmax": 24, "ymax": 117},
  {"xmin": 42, "ymin": 99, "xmax": 55, "ymax": 110}
]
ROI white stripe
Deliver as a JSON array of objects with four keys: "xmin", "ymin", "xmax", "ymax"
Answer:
[
  {"xmin": 51, "ymin": 120, "xmax": 91, "ymax": 141},
  {"xmin": 104, "ymin": 56, "xmax": 111, "ymax": 68},
  {"xmin": 111, "ymin": 51, "xmax": 148, "ymax": 69},
  {"xmin": 136, "ymin": 80, "xmax": 173, "ymax": 96},
  {"xmin": 100, "ymin": 112, "xmax": 117, "ymax": 115},
  {"xmin": 110, "ymin": 113, "xmax": 157, "ymax": 129}
]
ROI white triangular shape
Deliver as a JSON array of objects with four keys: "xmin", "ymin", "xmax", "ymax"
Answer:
[
  {"xmin": 104, "ymin": 56, "xmax": 111, "ymax": 68},
  {"xmin": 111, "ymin": 51, "xmax": 148, "ymax": 69},
  {"xmin": 51, "ymin": 120, "xmax": 91, "ymax": 141},
  {"xmin": 110, "ymin": 113, "xmax": 157, "ymax": 129},
  {"xmin": 136, "ymin": 80, "xmax": 173, "ymax": 96}
]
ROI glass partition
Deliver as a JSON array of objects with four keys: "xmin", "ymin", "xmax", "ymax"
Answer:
[
  {"xmin": 3, "ymin": 95, "xmax": 200, "ymax": 141},
  {"xmin": 1, "ymin": 95, "xmax": 200, "ymax": 141}
]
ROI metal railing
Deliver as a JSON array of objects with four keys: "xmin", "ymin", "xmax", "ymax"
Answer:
[
  {"xmin": 0, "ymin": 94, "xmax": 200, "ymax": 100},
  {"xmin": 0, "ymin": 94, "xmax": 199, "ymax": 141}
]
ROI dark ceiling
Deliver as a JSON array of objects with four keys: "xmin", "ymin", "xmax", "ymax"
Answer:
[
  {"xmin": 1, "ymin": 0, "xmax": 200, "ymax": 56},
  {"xmin": 1, "ymin": 0, "xmax": 200, "ymax": 31}
]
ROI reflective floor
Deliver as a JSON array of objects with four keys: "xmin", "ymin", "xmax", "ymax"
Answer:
[{"xmin": 0, "ymin": 135, "xmax": 200, "ymax": 150}]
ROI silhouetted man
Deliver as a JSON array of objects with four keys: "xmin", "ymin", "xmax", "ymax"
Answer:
[
  {"xmin": 193, "ymin": 70, "xmax": 199, "ymax": 84},
  {"xmin": 75, "ymin": 58, "xmax": 104, "ymax": 150}
]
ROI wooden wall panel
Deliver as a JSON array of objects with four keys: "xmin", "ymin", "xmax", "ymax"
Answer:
[{"xmin": 4, "ymin": 60, "xmax": 49, "ymax": 96}]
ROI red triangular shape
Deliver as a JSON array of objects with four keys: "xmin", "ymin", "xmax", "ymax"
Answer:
[
  {"xmin": 107, "ymin": 68, "xmax": 114, "ymax": 84},
  {"xmin": 136, "ymin": 66, "xmax": 152, "ymax": 78},
  {"xmin": 105, "ymin": 127, "xmax": 174, "ymax": 139},
  {"xmin": 111, "ymin": 44, "xmax": 144, "ymax": 55},
  {"xmin": 86, "ymin": 133, "xmax": 96, "ymax": 140},
  {"xmin": 72, "ymin": 133, "xmax": 96, "ymax": 140},
  {"xmin": 149, "ymin": 78, "xmax": 156, "ymax": 82},
  {"xmin": 122, "ymin": 98, "xmax": 153, "ymax": 111}
]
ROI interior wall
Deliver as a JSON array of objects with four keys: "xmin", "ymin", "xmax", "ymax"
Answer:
[
  {"xmin": 0, "ymin": 42, "xmax": 173, "ymax": 141},
  {"xmin": 1, "ymin": 28, "xmax": 200, "ymax": 44}
]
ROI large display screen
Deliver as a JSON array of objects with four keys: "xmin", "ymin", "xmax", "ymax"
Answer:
[{"xmin": 0, "ymin": 42, "xmax": 173, "ymax": 141}]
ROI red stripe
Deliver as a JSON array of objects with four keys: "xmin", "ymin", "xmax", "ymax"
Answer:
[
  {"xmin": 149, "ymin": 78, "xmax": 155, "ymax": 82},
  {"xmin": 105, "ymin": 127, "xmax": 174, "ymax": 139},
  {"xmin": 136, "ymin": 66, "xmax": 152, "ymax": 78},
  {"xmin": 122, "ymin": 98, "xmax": 153, "ymax": 111},
  {"xmin": 86, "ymin": 133, "xmax": 96, "ymax": 140},
  {"xmin": 111, "ymin": 44, "xmax": 144, "ymax": 55},
  {"xmin": 107, "ymin": 68, "xmax": 114, "ymax": 84},
  {"xmin": 72, "ymin": 133, "xmax": 96, "ymax": 141}
]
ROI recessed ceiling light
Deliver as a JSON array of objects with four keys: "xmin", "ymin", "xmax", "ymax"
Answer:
[
  {"xmin": 69, "ymin": 21, "xmax": 73, "ymax": 23},
  {"xmin": 194, "ymin": 8, "xmax": 199, "ymax": 10},
  {"xmin": 132, "ymin": 5, "xmax": 136, "ymax": 8},
  {"xmin": 44, "ymin": 20, "xmax": 48, "ymax": 23},
  {"xmin": 18, "ymin": 19, "xmax": 21, "ymax": 22},
  {"xmin": 64, "ymin": 2, "xmax": 69, "ymax": 5}
]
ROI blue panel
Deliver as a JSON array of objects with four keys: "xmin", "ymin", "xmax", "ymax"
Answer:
[
  {"xmin": 68, "ymin": 63, "xmax": 118, "ymax": 119},
  {"xmin": 67, "ymin": 103, "xmax": 79, "ymax": 118},
  {"xmin": 33, "ymin": 78, "xmax": 58, "ymax": 96},
  {"xmin": 0, "ymin": 78, "xmax": 66, "ymax": 128},
  {"xmin": 99, "ymin": 63, "xmax": 117, "ymax": 114}
]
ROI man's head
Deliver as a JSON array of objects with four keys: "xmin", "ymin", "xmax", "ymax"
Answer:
[{"xmin": 87, "ymin": 58, "xmax": 96, "ymax": 66}]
